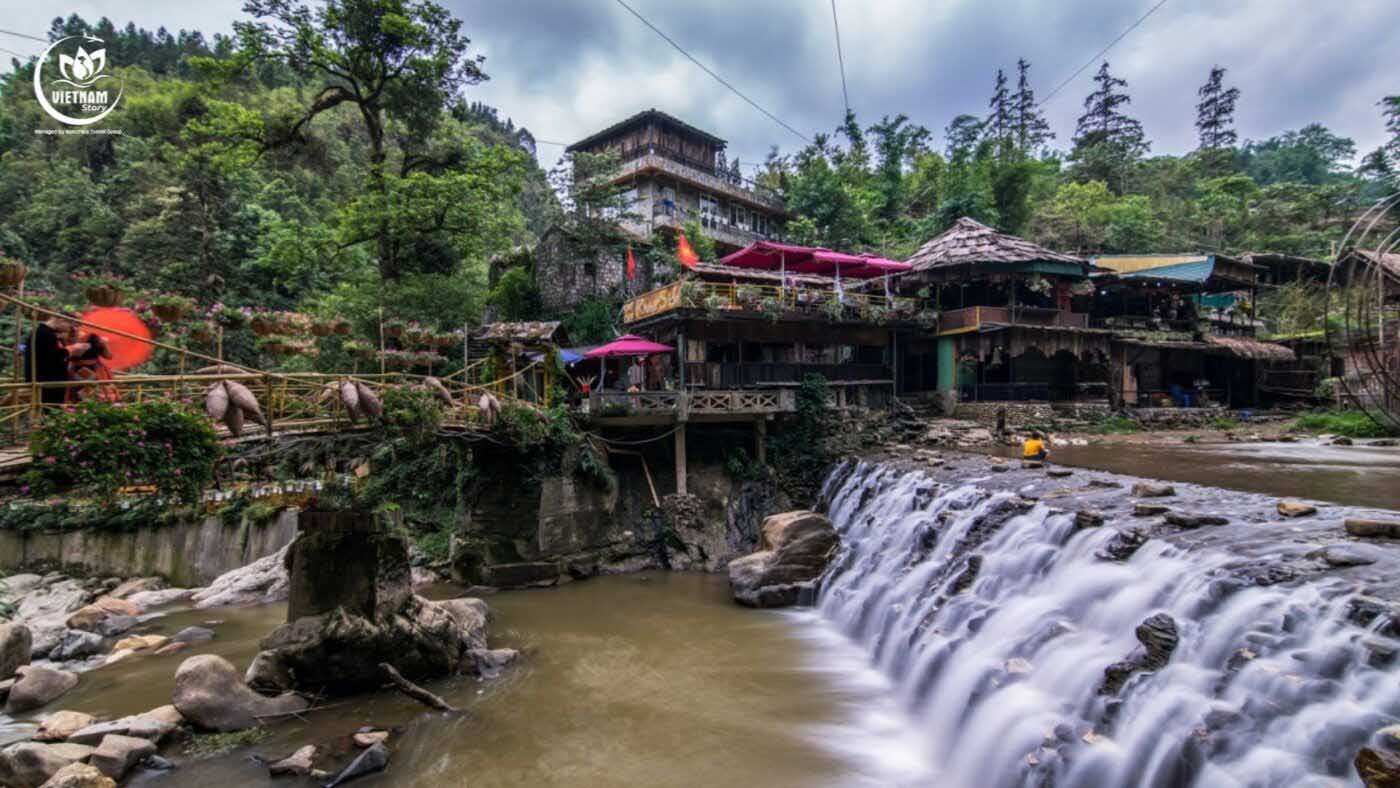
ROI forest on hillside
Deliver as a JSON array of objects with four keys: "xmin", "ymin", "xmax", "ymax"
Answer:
[{"xmin": 0, "ymin": 3, "xmax": 1397, "ymax": 365}]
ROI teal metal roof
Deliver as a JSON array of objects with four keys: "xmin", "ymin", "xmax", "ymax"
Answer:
[{"xmin": 1119, "ymin": 258, "xmax": 1216, "ymax": 284}]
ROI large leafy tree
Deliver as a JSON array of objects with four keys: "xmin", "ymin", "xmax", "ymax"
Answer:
[{"xmin": 233, "ymin": 0, "xmax": 488, "ymax": 279}]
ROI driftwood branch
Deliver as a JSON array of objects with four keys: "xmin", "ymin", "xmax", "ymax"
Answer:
[{"xmin": 379, "ymin": 662, "xmax": 457, "ymax": 712}]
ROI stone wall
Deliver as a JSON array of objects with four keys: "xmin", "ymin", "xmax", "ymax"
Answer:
[
  {"xmin": 533, "ymin": 226, "xmax": 659, "ymax": 313},
  {"xmin": 0, "ymin": 509, "xmax": 298, "ymax": 586}
]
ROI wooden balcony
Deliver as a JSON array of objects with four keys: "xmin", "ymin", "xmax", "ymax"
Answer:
[
  {"xmin": 618, "ymin": 149, "xmax": 785, "ymax": 212},
  {"xmin": 585, "ymin": 388, "xmax": 795, "ymax": 424},
  {"xmin": 937, "ymin": 306, "xmax": 1089, "ymax": 335},
  {"xmin": 623, "ymin": 280, "xmax": 925, "ymax": 325}
]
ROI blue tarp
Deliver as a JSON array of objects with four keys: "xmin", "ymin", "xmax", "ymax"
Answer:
[
  {"xmin": 1118, "ymin": 258, "xmax": 1216, "ymax": 284},
  {"xmin": 528, "ymin": 347, "xmax": 591, "ymax": 365}
]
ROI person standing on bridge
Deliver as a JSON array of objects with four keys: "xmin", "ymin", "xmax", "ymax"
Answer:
[{"xmin": 23, "ymin": 317, "xmax": 73, "ymax": 407}]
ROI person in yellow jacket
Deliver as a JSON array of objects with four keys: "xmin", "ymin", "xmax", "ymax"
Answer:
[{"xmin": 1022, "ymin": 432, "xmax": 1048, "ymax": 461}]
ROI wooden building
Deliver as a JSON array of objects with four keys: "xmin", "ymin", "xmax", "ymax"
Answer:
[{"xmin": 565, "ymin": 109, "xmax": 789, "ymax": 254}]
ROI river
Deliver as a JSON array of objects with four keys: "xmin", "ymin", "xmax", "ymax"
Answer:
[{"xmin": 20, "ymin": 573, "xmax": 919, "ymax": 788}]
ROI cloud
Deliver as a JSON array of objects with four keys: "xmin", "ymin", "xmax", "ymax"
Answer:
[{"xmin": 4, "ymin": 0, "xmax": 1395, "ymax": 174}]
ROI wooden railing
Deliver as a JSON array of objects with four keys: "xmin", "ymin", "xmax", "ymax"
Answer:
[
  {"xmin": 623, "ymin": 280, "xmax": 924, "ymax": 324},
  {"xmin": 586, "ymin": 389, "xmax": 795, "ymax": 419},
  {"xmin": 937, "ymin": 306, "xmax": 1089, "ymax": 334}
]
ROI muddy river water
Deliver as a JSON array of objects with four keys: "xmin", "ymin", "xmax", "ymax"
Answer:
[{"xmin": 19, "ymin": 574, "xmax": 912, "ymax": 788}]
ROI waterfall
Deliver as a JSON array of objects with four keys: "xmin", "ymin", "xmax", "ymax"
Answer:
[{"xmin": 810, "ymin": 460, "xmax": 1400, "ymax": 788}]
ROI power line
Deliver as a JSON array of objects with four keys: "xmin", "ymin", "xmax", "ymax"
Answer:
[
  {"xmin": 1038, "ymin": 0, "xmax": 1169, "ymax": 107},
  {"xmin": 612, "ymin": 0, "xmax": 812, "ymax": 144},
  {"xmin": 0, "ymin": 46, "xmax": 34, "ymax": 60},
  {"xmin": 830, "ymin": 0, "xmax": 851, "ymax": 115},
  {"xmin": 0, "ymin": 29, "xmax": 47, "ymax": 44}
]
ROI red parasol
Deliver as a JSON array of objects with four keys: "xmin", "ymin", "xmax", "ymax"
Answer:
[{"xmin": 76, "ymin": 307, "xmax": 154, "ymax": 371}]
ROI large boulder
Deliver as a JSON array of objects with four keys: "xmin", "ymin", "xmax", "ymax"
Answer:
[
  {"xmin": 107, "ymin": 578, "xmax": 165, "ymax": 600},
  {"xmin": 36, "ymin": 763, "xmax": 115, "ymax": 788},
  {"xmin": 188, "ymin": 545, "xmax": 291, "ymax": 609},
  {"xmin": 727, "ymin": 511, "xmax": 839, "ymax": 608},
  {"xmin": 15, "ymin": 580, "xmax": 91, "ymax": 624},
  {"xmin": 65, "ymin": 597, "xmax": 140, "ymax": 632},
  {"xmin": 171, "ymin": 655, "xmax": 307, "ymax": 732},
  {"xmin": 5, "ymin": 666, "xmax": 79, "ymax": 714},
  {"xmin": 48, "ymin": 630, "xmax": 104, "ymax": 662},
  {"xmin": 0, "ymin": 622, "xmax": 32, "ymax": 680},
  {"xmin": 0, "ymin": 742, "xmax": 87, "ymax": 788}
]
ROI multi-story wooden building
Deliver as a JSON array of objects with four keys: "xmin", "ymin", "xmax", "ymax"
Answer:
[{"xmin": 565, "ymin": 109, "xmax": 788, "ymax": 254}]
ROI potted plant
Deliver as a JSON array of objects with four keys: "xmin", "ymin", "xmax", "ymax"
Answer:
[
  {"xmin": 403, "ymin": 323, "xmax": 429, "ymax": 347},
  {"xmin": 310, "ymin": 318, "xmax": 335, "ymax": 337},
  {"xmin": 736, "ymin": 284, "xmax": 762, "ymax": 307},
  {"xmin": 332, "ymin": 317, "xmax": 353, "ymax": 335},
  {"xmin": 151, "ymin": 293, "xmax": 196, "ymax": 322},
  {"xmin": 344, "ymin": 339, "xmax": 376, "ymax": 360},
  {"xmin": 189, "ymin": 321, "xmax": 216, "ymax": 344},
  {"xmin": 249, "ymin": 310, "xmax": 279, "ymax": 336},
  {"xmin": 679, "ymin": 279, "xmax": 704, "ymax": 308},
  {"xmin": 80, "ymin": 274, "xmax": 126, "ymax": 307},
  {"xmin": 211, "ymin": 304, "xmax": 249, "ymax": 330},
  {"xmin": 383, "ymin": 318, "xmax": 407, "ymax": 339},
  {"xmin": 760, "ymin": 296, "xmax": 783, "ymax": 323},
  {"xmin": 257, "ymin": 334, "xmax": 294, "ymax": 356},
  {"xmin": 823, "ymin": 297, "xmax": 846, "ymax": 321},
  {"xmin": 703, "ymin": 293, "xmax": 726, "ymax": 320},
  {"xmin": 0, "ymin": 256, "xmax": 27, "ymax": 288}
]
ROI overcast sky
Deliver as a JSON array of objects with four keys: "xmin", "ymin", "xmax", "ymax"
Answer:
[{"xmin": 4, "ymin": 0, "xmax": 1396, "ymax": 174}]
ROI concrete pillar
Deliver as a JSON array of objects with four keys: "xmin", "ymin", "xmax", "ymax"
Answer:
[
  {"xmin": 287, "ymin": 510, "xmax": 410, "ymax": 623},
  {"xmin": 675, "ymin": 423, "xmax": 688, "ymax": 496},
  {"xmin": 755, "ymin": 418, "xmax": 767, "ymax": 465}
]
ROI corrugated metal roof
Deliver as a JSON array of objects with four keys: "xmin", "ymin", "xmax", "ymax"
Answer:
[
  {"xmin": 1092, "ymin": 254, "xmax": 1210, "ymax": 274},
  {"xmin": 1118, "ymin": 259, "xmax": 1216, "ymax": 284}
]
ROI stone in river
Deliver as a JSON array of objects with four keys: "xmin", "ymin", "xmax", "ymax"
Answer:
[
  {"xmin": 1021, "ymin": 460, "xmax": 1043, "ymax": 469},
  {"xmin": 1133, "ymin": 503, "xmax": 1171, "ymax": 517},
  {"xmin": 1347, "ymin": 519, "xmax": 1400, "ymax": 539},
  {"xmin": 0, "ymin": 622, "xmax": 32, "ymax": 681},
  {"xmin": 1131, "ymin": 483, "xmax": 1176, "ymax": 498},
  {"xmin": 170, "ymin": 626, "xmax": 215, "ymax": 644},
  {"xmin": 325, "ymin": 742, "xmax": 389, "ymax": 787},
  {"xmin": 352, "ymin": 731, "xmax": 389, "ymax": 748},
  {"xmin": 1074, "ymin": 510, "xmax": 1105, "ymax": 530},
  {"xmin": 1316, "ymin": 545, "xmax": 1377, "ymax": 568},
  {"xmin": 1046, "ymin": 468, "xmax": 1074, "ymax": 478},
  {"xmin": 1278, "ymin": 500, "xmax": 1318, "ymax": 518},
  {"xmin": 728, "ymin": 511, "xmax": 840, "ymax": 608},
  {"xmin": 35, "ymin": 710, "xmax": 96, "ymax": 742},
  {"xmin": 1165, "ymin": 512, "xmax": 1230, "ymax": 528},
  {"xmin": 0, "ymin": 741, "xmax": 88, "ymax": 788},
  {"xmin": 5, "ymin": 665, "xmax": 79, "ymax": 714},
  {"xmin": 34, "ymin": 763, "xmax": 116, "ymax": 788},
  {"xmin": 268, "ymin": 745, "xmax": 318, "ymax": 777},
  {"xmin": 112, "ymin": 635, "xmax": 168, "ymax": 652},
  {"xmin": 48, "ymin": 630, "xmax": 104, "ymax": 661},
  {"xmin": 170, "ymin": 655, "xmax": 308, "ymax": 732},
  {"xmin": 1355, "ymin": 744, "xmax": 1400, "ymax": 787},
  {"xmin": 88, "ymin": 735, "xmax": 155, "ymax": 781}
]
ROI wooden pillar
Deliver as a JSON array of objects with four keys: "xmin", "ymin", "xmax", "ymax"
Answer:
[
  {"xmin": 674, "ymin": 423, "xmax": 687, "ymax": 496},
  {"xmin": 678, "ymin": 326, "xmax": 686, "ymax": 391},
  {"xmin": 755, "ymin": 418, "xmax": 767, "ymax": 465}
]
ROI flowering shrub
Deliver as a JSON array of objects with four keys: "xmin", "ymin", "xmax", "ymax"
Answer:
[{"xmin": 25, "ymin": 400, "xmax": 222, "ymax": 505}]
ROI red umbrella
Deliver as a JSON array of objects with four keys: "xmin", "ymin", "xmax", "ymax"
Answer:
[{"xmin": 76, "ymin": 307, "xmax": 154, "ymax": 371}]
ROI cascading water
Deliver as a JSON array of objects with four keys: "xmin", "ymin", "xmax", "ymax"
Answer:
[{"xmin": 808, "ymin": 460, "xmax": 1400, "ymax": 788}]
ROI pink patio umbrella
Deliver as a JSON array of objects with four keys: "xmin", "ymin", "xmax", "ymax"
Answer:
[{"xmin": 585, "ymin": 335, "xmax": 675, "ymax": 389}]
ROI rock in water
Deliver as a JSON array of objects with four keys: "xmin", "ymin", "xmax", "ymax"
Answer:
[
  {"xmin": 1133, "ymin": 503, "xmax": 1171, "ymax": 517},
  {"xmin": 1278, "ymin": 500, "xmax": 1318, "ymax": 518},
  {"xmin": 1347, "ymin": 519, "xmax": 1400, "ymax": 540},
  {"xmin": 728, "ymin": 511, "xmax": 840, "ymax": 608},
  {"xmin": 0, "ymin": 742, "xmax": 87, "ymax": 788},
  {"xmin": 326, "ymin": 742, "xmax": 389, "ymax": 787},
  {"xmin": 268, "ymin": 745, "xmax": 318, "ymax": 777},
  {"xmin": 49, "ymin": 630, "xmax": 104, "ymax": 661},
  {"xmin": 35, "ymin": 711, "xmax": 96, "ymax": 742},
  {"xmin": 1099, "ymin": 613, "xmax": 1179, "ymax": 696},
  {"xmin": 35, "ymin": 762, "xmax": 115, "ymax": 788},
  {"xmin": 1356, "ymin": 745, "xmax": 1400, "ymax": 787},
  {"xmin": 1131, "ymin": 483, "xmax": 1176, "ymax": 498},
  {"xmin": 189, "ymin": 546, "xmax": 291, "ymax": 609},
  {"xmin": 170, "ymin": 655, "xmax": 308, "ymax": 732},
  {"xmin": 0, "ymin": 622, "xmax": 32, "ymax": 680},
  {"xmin": 88, "ymin": 735, "xmax": 155, "ymax": 781},
  {"xmin": 5, "ymin": 666, "xmax": 79, "ymax": 714},
  {"xmin": 1165, "ymin": 512, "xmax": 1229, "ymax": 528}
]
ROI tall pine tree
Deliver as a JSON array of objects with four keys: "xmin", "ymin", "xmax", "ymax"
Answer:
[
  {"xmin": 1070, "ymin": 61, "xmax": 1148, "ymax": 190},
  {"xmin": 985, "ymin": 69, "xmax": 1012, "ymax": 146},
  {"xmin": 1011, "ymin": 58, "xmax": 1054, "ymax": 155},
  {"xmin": 1382, "ymin": 95, "xmax": 1400, "ymax": 161},
  {"xmin": 1195, "ymin": 66, "xmax": 1241, "ymax": 150}
]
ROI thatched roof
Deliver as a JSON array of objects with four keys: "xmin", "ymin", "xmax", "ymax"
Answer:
[
  {"xmin": 475, "ymin": 321, "xmax": 566, "ymax": 344},
  {"xmin": 906, "ymin": 218, "xmax": 1086, "ymax": 272}
]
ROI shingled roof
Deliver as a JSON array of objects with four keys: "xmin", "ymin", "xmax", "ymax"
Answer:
[{"xmin": 906, "ymin": 218, "xmax": 1086, "ymax": 272}]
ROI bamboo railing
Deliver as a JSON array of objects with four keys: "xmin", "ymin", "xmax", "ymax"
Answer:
[{"xmin": 623, "ymin": 279, "xmax": 924, "ymax": 323}]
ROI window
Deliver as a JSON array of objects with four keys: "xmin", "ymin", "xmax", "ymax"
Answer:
[{"xmin": 699, "ymin": 193, "xmax": 718, "ymax": 229}]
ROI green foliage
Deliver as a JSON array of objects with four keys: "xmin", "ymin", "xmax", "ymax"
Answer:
[
  {"xmin": 1293, "ymin": 409, "xmax": 1396, "ymax": 439},
  {"xmin": 487, "ymin": 266, "xmax": 541, "ymax": 321},
  {"xmin": 26, "ymin": 401, "xmax": 221, "ymax": 505},
  {"xmin": 560, "ymin": 297, "xmax": 618, "ymax": 345},
  {"xmin": 185, "ymin": 727, "xmax": 272, "ymax": 757},
  {"xmin": 766, "ymin": 375, "xmax": 833, "ymax": 500},
  {"xmin": 493, "ymin": 404, "xmax": 578, "ymax": 458},
  {"xmin": 724, "ymin": 447, "xmax": 765, "ymax": 482},
  {"xmin": 1085, "ymin": 414, "xmax": 1141, "ymax": 435},
  {"xmin": 381, "ymin": 385, "xmax": 445, "ymax": 444}
]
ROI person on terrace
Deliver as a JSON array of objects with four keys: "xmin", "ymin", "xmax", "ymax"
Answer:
[
  {"xmin": 66, "ymin": 330, "xmax": 118, "ymax": 403},
  {"xmin": 23, "ymin": 316, "xmax": 73, "ymax": 406}
]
